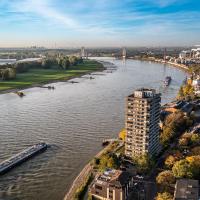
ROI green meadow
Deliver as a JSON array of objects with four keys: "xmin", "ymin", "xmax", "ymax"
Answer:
[{"xmin": 0, "ymin": 60, "xmax": 104, "ymax": 92}]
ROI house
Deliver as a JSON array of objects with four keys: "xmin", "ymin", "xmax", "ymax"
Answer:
[
  {"xmin": 174, "ymin": 179, "xmax": 199, "ymax": 200},
  {"xmin": 89, "ymin": 169, "xmax": 133, "ymax": 200},
  {"xmin": 192, "ymin": 79, "xmax": 200, "ymax": 96}
]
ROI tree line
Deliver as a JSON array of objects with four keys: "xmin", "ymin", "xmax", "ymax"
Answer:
[{"xmin": 0, "ymin": 56, "xmax": 83, "ymax": 81}]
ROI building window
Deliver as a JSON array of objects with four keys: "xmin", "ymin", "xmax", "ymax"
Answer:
[{"xmin": 95, "ymin": 185, "xmax": 102, "ymax": 190}]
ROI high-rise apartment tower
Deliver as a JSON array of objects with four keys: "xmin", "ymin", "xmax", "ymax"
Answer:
[{"xmin": 125, "ymin": 88, "xmax": 161, "ymax": 158}]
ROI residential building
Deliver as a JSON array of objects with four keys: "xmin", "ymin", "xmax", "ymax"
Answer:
[
  {"xmin": 174, "ymin": 179, "xmax": 199, "ymax": 200},
  {"xmin": 179, "ymin": 50, "xmax": 191, "ymax": 59},
  {"xmin": 90, "ymin": 169, "xmax": 133, "ymax": 200},
  {"xmin": 125, "ymin": 88, "xmax": 161, "ymax": 157},
  {"xmin": 192, "ymin": 78, "xmax": 200, "ymax": 96}
]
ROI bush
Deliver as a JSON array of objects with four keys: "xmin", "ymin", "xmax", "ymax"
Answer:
[
  {"xmin": 98, "ymin": 153, "xmax": 120, "ymax": 171},
  {"xmin": 74, "ymin": 174, "xmax": 93, "ymax": 200}
]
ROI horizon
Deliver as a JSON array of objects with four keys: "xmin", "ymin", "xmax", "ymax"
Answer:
[{"xmin": 0, "ymin": 0, "xmax": 200, "ymax": 47}]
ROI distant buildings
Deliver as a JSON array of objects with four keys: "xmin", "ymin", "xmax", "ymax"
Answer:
[
  {"xmin": 192, "ymin": 78, "xmax": 200, "ymax": 96},
  {"xmin": 177, "ymin": 46, "xmax": 200, "ymax": 65},
  {"xmin": 125, "ymin": 88, "xmax": 161, "ymax": 158},
  {"xmin": 179, "ymin": 50, "xmax": 191, "ymax": 59},
  {"xmin": 90, "ymin": 169, "xmax": 133, "ymax": 200},
  {"xmin": 173, "ymin": 179, "xmax": 199, "ymax": 200},
  {"xmin": 191, "ymin": 48, "xmax": 200, "ymax": 59}
]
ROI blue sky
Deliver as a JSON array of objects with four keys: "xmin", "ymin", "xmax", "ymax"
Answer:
[{"xmin": 0, "ymin": 0, "xmax": 200, "ymax": 47}]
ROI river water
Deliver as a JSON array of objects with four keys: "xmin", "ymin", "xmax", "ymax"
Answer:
[{"xmin": 0, "ymin": 58, "xmax": 186, "ymax": 200}]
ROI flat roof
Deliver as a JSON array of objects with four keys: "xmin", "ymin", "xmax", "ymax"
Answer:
[{"xmin": 174, "ymin": 179, "xmax": 199, "ymax": 200}]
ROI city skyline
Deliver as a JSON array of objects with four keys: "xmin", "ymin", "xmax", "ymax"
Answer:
[{"xmin": 0, "ymin": 0, "xmax": 200, "ymax": 47}]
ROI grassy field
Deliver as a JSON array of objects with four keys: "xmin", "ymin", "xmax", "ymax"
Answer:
[{"xmin": 0, "ymin": 60, "xmax": 104, "ymax": 92}]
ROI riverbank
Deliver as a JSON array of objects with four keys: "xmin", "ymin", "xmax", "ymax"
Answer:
[
  {"xmin": 64, "ymin": 141, "xmax": 117, "ymax": 200},
  {"xmin": 0, "ymin": 60, "xmax": 104, "ymax": 94},
  {"xmin": 131, "ymin": 57, "xmax": 189, "ymax": 71},
  {"xmin": 62, "ymin": 58, "xmax": 189, "ymax": 200}
]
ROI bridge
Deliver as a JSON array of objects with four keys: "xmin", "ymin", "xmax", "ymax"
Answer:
[{"xmin": 80, "ymin": 47, "xmax": 127, "ymax": 59}]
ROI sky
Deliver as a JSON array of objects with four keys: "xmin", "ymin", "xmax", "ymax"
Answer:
[{"xmin": 0, "ymin": 0, "xmax": 200, "ymax": 47}]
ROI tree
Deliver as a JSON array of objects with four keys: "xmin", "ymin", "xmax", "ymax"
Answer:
[
  {"xmin": 7, "ymin": 67, "xmax": 16, "ymax": 79},
  {"xmin": 61, "ymin": 58, "xmax": 70, "ymax": 70},
  {"xmin": 156, "ymin": 170, "xmax": 175, "ymax": 190},
  {"xmin": 99, "ymin": 154, "xmax": 119, "ymax": 171},
  {"xmin": 191, "ymin": 146, "xmax": 200, "ymax": 156},
  {"xmin": 179, "ymin": 137, "xmax": 189, "ymax": 146},
  {"xmin": 119, "ymin": 128, "xmax": 126, "ymax": 141},
  {"xmin": 165, "ymin": 155, "xmax": 176, "ymax": 169},
  {"xmin": 178, "ymin": 86, "xmax": 184, "ymax": 98},
  {"xmin": 172, "ymin": 159, "xmax": 192, "ymax": 178},
  {"xmin": 156, "ymin": 192, "xmax": 173, "ymax": 200},
  {"xmin": 93, "ymin": 157, "xmax": 100, "ymax": 165},
  {"xmin": 69, "ymin": 56, "xmax": 78, "ymax": 66},
  {"xmin": 160, "ymin": 111, "xmax": 193, "ymax": 146},
  {"xmin": 0, "ymin": 68, "xmax": 9, "ymax": 80},
  {"xmin": 57, "ymin": 57, "xmax": 63, "ymax": 67},
  {"xmin": 107, "ymin": 157, "xmax": 117, "ymax": 169},
  {"xmin": 160, "ymin": 127, "xmax": 173, "ymax": 146},
  {"xmin": 14, "ymin": 62, "xmax": 29, "ymax": 73},
  {"xmin": 191, "ymin": 134, "xmax": 200, "ymax": 145},
  {"xmin": 186, "ymin": 156, "xmax": 200, "ymax": 179},
  {"xmin": 133, "ymin": 153, "xmax": 154, "ymax": 173}
]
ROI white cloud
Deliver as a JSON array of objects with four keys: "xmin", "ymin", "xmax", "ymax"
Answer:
[{"xmin": 10, "ymin": 0, "xmax": 78, "ymax": 28}]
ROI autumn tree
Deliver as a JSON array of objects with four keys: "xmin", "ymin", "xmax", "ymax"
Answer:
[
  {"xmin": 119, "ymin": 128, "xmax": 126, "ymax": 141},
  {"xmin": 172, "ymin": 159, "xmax": 192, "ymax": 178},
  {"xmin": 191, "ymin": 134, "xmax": 200, "ymax": 145},
  {"xmin": 172, "ymin": 156, "xmax": 200, "ymax": 179},
  {"xmin": 191, "ymin": 146, "xmax": 200, "ymax": 156},
  {"xmin": 133, "ymin": 153, "xmax": 154, "ymax": 173},
  {"xmin": 160, "ymin": 111, "xmax": 193, "ymax": 146},
  {"xmin": 186, "ymin": 156, "xmax": 200, "ymax": 179},
  {"xmin": 164, "ymin": 151, "xmax": 183, "ymax": 169},
  {"xmin": 156, "ymin": 170, "xmax": 175, "ymax": 191},
  {"xmin": 156, "ymin": 192, "xmax": 173, "ymax": 200},
  {"xmin": 98, "ymin": 154, "xmax": 119, "ymax": 171}
]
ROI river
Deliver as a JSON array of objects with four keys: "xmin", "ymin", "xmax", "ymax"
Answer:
[{"xmin": 0, "ymin": 58, "xmax": 187, "ymax": 200}]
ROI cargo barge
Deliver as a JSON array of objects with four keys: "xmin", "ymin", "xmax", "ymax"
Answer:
[
  {"xmin": 164, "ymin": 76, "xmax": 172, "ymax": 87},
  {"xmin": 0, "ymin": 143, "xmax": 47, "ymax": 175}
]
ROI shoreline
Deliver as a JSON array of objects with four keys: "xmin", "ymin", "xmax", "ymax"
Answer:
[
  {"xmin": 0, "ymin": 58, "xmax": 189, "ymax": 96},
  {"xmin": 131, "ymin": 57, "xmax": 189, "ymax": 71},
  {"xmin": 0, "ymin": 61, "xmax": 107, "ymax": 95},
  {"xmin": 63, "ymin": 142, "xmax": 115, "ymax": 200},
  {"xmin": 0, "ymin": 70, "xmax": 102, "ymax": 95},
  {"xmin": 63, "ymin": 58, "xmax": 189, "ymax": 200}
]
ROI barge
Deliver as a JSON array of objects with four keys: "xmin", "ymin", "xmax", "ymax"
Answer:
[
  {"xmin": 0, "ymin": 143, "xmax": 47, "ymax": 175},
  {"xmin": 164, "ymin": 76, "xmax": 172, "ymax": 87}
]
